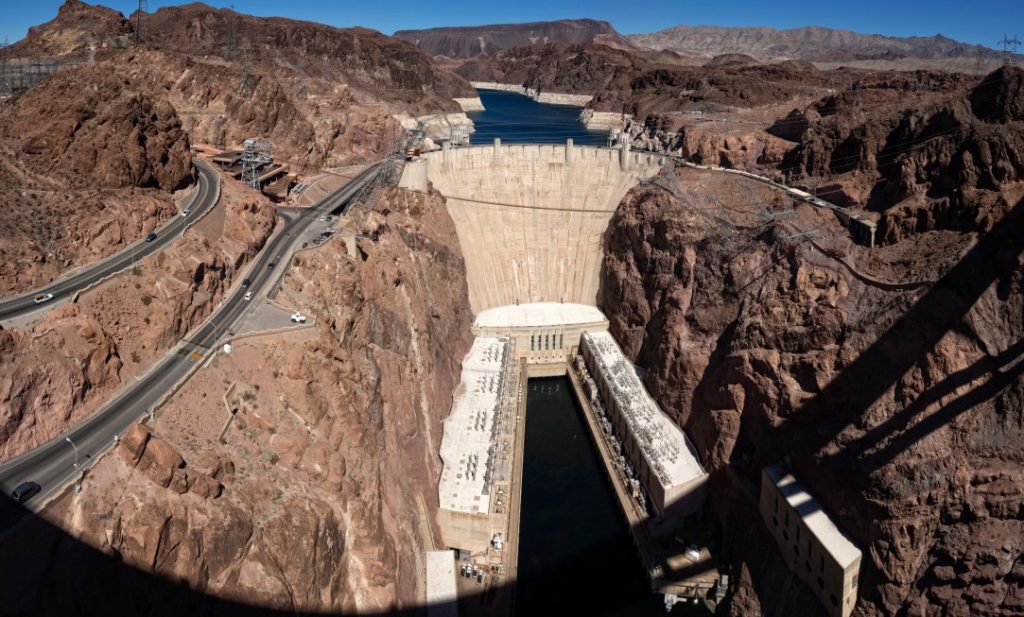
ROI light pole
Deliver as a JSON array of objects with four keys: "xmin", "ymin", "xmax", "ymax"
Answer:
[{"xmin": 65, "ymin": 436, "xmax": 79, "ymax": 468}]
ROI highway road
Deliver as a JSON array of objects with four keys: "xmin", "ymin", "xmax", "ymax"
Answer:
[
  {"xmin": 0, "ymin": 160, "xmax": 221, "ymax": 321},
  {"xmin": 0, "ymin": 163, "xmax": 381, "ymax": 529}
]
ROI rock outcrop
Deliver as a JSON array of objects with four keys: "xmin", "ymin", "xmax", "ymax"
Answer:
[
  {"xmin": 0, "ymin": 55, "xmax": 193, "ymax": 293},
  {"xmin": 0, "ymin": 186, "xmax": 474, "ymax": 615},
  {"xmin": 0, "ymin": 179, "xmax": 275, "ymax": 461},
  {"xmin": 601, "ymin": 157, "xmax": 1024, "ymax": 615},
  {"xmin": 782, "ymin": 67, "xmax": 1024, "ymax": 243}
]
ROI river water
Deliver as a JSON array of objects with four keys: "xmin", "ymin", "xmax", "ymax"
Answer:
[
  {"xmin": 517, "ymin": 379, "xmax": 700, "ymax": 616},
  {"xmin": 469, "ymin": 89, "xmax": 609, "ymax": 146}
]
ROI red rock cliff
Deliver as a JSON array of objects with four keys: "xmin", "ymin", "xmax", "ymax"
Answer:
[{"xmin": 601, "ymin": 163, "xmax": 1024, "ymax": 616}]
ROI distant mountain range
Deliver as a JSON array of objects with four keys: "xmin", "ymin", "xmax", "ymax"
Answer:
[
  {"xmin": 628, "ymin": 24, "xmax": 1007, "ymax": 62},
  {"xmin": 393, "ymin": 19, "xmax": 636, "ymax": 59},
  {"xmin": 396, "ymin": 19, "xmax": 1015, "ymax": 66}
]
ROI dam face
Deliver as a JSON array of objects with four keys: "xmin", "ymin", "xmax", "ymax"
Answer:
[{"xmin": 420, "ymin": 143, "xmax": 663, "ymax": 314}]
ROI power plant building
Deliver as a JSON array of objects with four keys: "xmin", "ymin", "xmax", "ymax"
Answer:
[
  {"xmin": 437, "ymin": 336, "xmax": 511, "ymax": 552},
  {"xmin": 760, "ymin": 463, "xmax": 862, "ymax": 617},
  {"xmin": 579, "ymin": 331, "xmax": 708, "ymax": 519}
]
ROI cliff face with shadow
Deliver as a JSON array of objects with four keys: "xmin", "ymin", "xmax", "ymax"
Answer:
[
  {"xmin": 0, "ymin": 186, "xmax": 473, "ymax": 615},
  {"xmin": 601, "ymin": 157, "xmax": 1024, "ymax": 613}
]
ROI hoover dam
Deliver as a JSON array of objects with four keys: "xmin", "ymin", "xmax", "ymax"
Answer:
[{"xmin": 409, "ymin": 89, "xmax": 865, "ymax": 617}]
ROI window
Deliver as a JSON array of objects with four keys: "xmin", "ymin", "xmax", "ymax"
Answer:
[
  {"xmin": 795, "ymin": 545, "xmax": 800, "ymax": 557},
  {"xmin": 817, "ymin": 577, "xmax": 824, "ymax": 590},
  {"xmin": 804, "ymin": 560, "xmax": 811, "ymax": 573},
  {"xmin": 782, "ymin": 530, "xmax": 789, "ymax": 541},
  {"xmin": 560, "ymin": 333, "xmax": 564, "ymax": 348},
  {"xmin": 530, "ymin": 335, "xmax": 535, "ymax": 351},
  {"xmin": 851, "ymin": 574, "xmax": 858, "ymax": 588},
  {"xmin": 772, "ymin": 515, "xmax": 778, "ymax": 528},
  {"xmin": 830, "ymin": 594, "xmax": 838, "ymax": 608},
  {"xmin": 545, "ymin": 335, "xmax": 549, "ymax": 350}
]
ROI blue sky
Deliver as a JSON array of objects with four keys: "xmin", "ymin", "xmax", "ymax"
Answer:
[{"xmin": 3, "ymin": 0, "xmax": 1021, "ymax": 50}]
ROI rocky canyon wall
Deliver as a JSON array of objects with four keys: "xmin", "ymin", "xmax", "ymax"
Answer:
[
  {"xmin": 600, "ymin": 162, "xmax": 1024, "ymax": 616},
  {"xmin": 0, "ymin": 185, "xmax": 474, "ymax": 615},
  {"xmin": 0, "ymin": 180, "xmax": 276, "ymax": 461}
]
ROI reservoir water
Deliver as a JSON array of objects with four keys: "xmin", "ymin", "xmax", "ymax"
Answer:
[
  {"xmin": 469, "ymin": 89, "xmax": 609, "ymax": 146},
  {"xmin": 517, "ymin": 378, "xmax": 700, "ymax": 616}
]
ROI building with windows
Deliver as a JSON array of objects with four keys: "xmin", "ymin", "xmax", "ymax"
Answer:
[
  {"xmin": 760, "ymin": 463, "xmax": 862, "ymax": 617},
  {"xmin": 472, "ymin": 302, "xmax": 608, "ymax": 375}
]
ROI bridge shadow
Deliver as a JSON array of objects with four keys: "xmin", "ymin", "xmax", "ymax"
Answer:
[
  {"xmin": 681, "ymin": 197, "xmax": 1024, "ymax": 615},
  {"xmin": 762, "ymin": 196, "xmax": 1024, "ymax": 474}
]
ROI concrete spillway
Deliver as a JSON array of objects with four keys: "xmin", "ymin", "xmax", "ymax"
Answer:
[{"xmin": 408, "ymin": 142, "xmax": 663, "ymax": 314}]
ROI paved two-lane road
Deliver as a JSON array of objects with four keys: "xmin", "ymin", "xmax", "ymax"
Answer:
[
  {"xmin": 0, "ymin": 160, "xmax": 220, "ymax": 321},
  {"xmin": 0, "ymin": 163, "xmax": 381, "ymax": 529}
]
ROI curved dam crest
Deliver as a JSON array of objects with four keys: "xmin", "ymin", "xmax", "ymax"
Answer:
[{"xmin": 404, "ymin": 142, "xmax": 664, "ymax": 314}]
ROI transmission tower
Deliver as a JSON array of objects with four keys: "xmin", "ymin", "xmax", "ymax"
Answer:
[
  {"xmin": 228, "ymin": 4, "xmax": 237, "ymax": 52},
  {"xmin": 241, "ymin": 138, "xmax": 273, "ymax": 189},
  {"xmin": 0, "ymin": 36, "xmax": 9, "ymax": 100},
  {"xmin": 134, "ymin": 0, "xmax": 147, "ymax": 46},
  {"xmin": 238, "ymin": 36, "xmax": 260, "ymax": 96},
  {"xmin": 998, "ymin": 34, "xmax": 1021, "ymax": 65}
]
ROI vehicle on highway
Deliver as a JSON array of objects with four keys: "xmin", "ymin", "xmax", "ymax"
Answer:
[
  {"xmin": 145, "ymin": 232, "xmax": 158, "ymax": 242},
  {"xmin": 244, "ymin": 291, "xmax": 253, "ymax": 301},
  {"xmin": 268, "ymin": 261, "xmax": 276, "ymax": 269},
  {"xmin": 181, "ymin": 209, "xmax": 191, "ymax": 217},
  {"xmin": 33, "ymin": 293, "xmax": 54, "ymax": 304},
  {"xmin": 290, "ymin": 312, "xmax": 307, "ymax": 323},
  {"xmin": 11, "ymin": 481, "xmax": 41, "ymax": 504},
  {"xmin": 241, "ymin": 278, "xmax": 251, "ymax": 288}
]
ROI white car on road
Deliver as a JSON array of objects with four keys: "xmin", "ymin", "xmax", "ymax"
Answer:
[
  {"xmin": 33, "ymin": 293, "xmax": 54, "ymax": 304},
  {"xmin": 290, "ymin": 312, "xmax": 307, "ymax": 323},
  {"xmin": 244, "ymin": 291, "xmax": 253, "ymax": 301}
]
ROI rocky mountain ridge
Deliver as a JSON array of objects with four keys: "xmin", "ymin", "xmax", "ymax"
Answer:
[
  {"xmin": 629, "ymin": 24, "xmax": 1013, "ymax": 64},
  {"xmin": 395, "ymin": 18, "xmax": 637, "ymax": 59}
]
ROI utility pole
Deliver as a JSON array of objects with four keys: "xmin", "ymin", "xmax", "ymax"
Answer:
[{"xmin": 998, "ymin": 34, "xmax": 1021, "ymax": 65}]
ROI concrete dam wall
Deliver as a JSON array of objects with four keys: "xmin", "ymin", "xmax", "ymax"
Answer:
[{"xmin": 415, "ymin": 142, "xmax": 663, "ymax": 313}]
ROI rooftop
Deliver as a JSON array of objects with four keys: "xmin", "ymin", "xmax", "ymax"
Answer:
[
  {"xmin": 765, "ymin": 464, "xmax": 862, "ymax": 569},
  {"xmin": 438, "ymin": 336, "xmax": 509, "ymax": 514},
  {"xmin": 425, "ymin": 550, "xmax": 458, "ymax": 617},
  {"xmin": 474, "ymin": 302, "xmax": 607, "ymax": 329},
  {"xmin": 582, "ymin": 330, "xmax": 706, "ymax": 488}
]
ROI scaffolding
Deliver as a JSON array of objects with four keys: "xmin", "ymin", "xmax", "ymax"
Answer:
[{"xmin": 240, "ymin": 138, "xmax": 273, "ymax": 189}]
